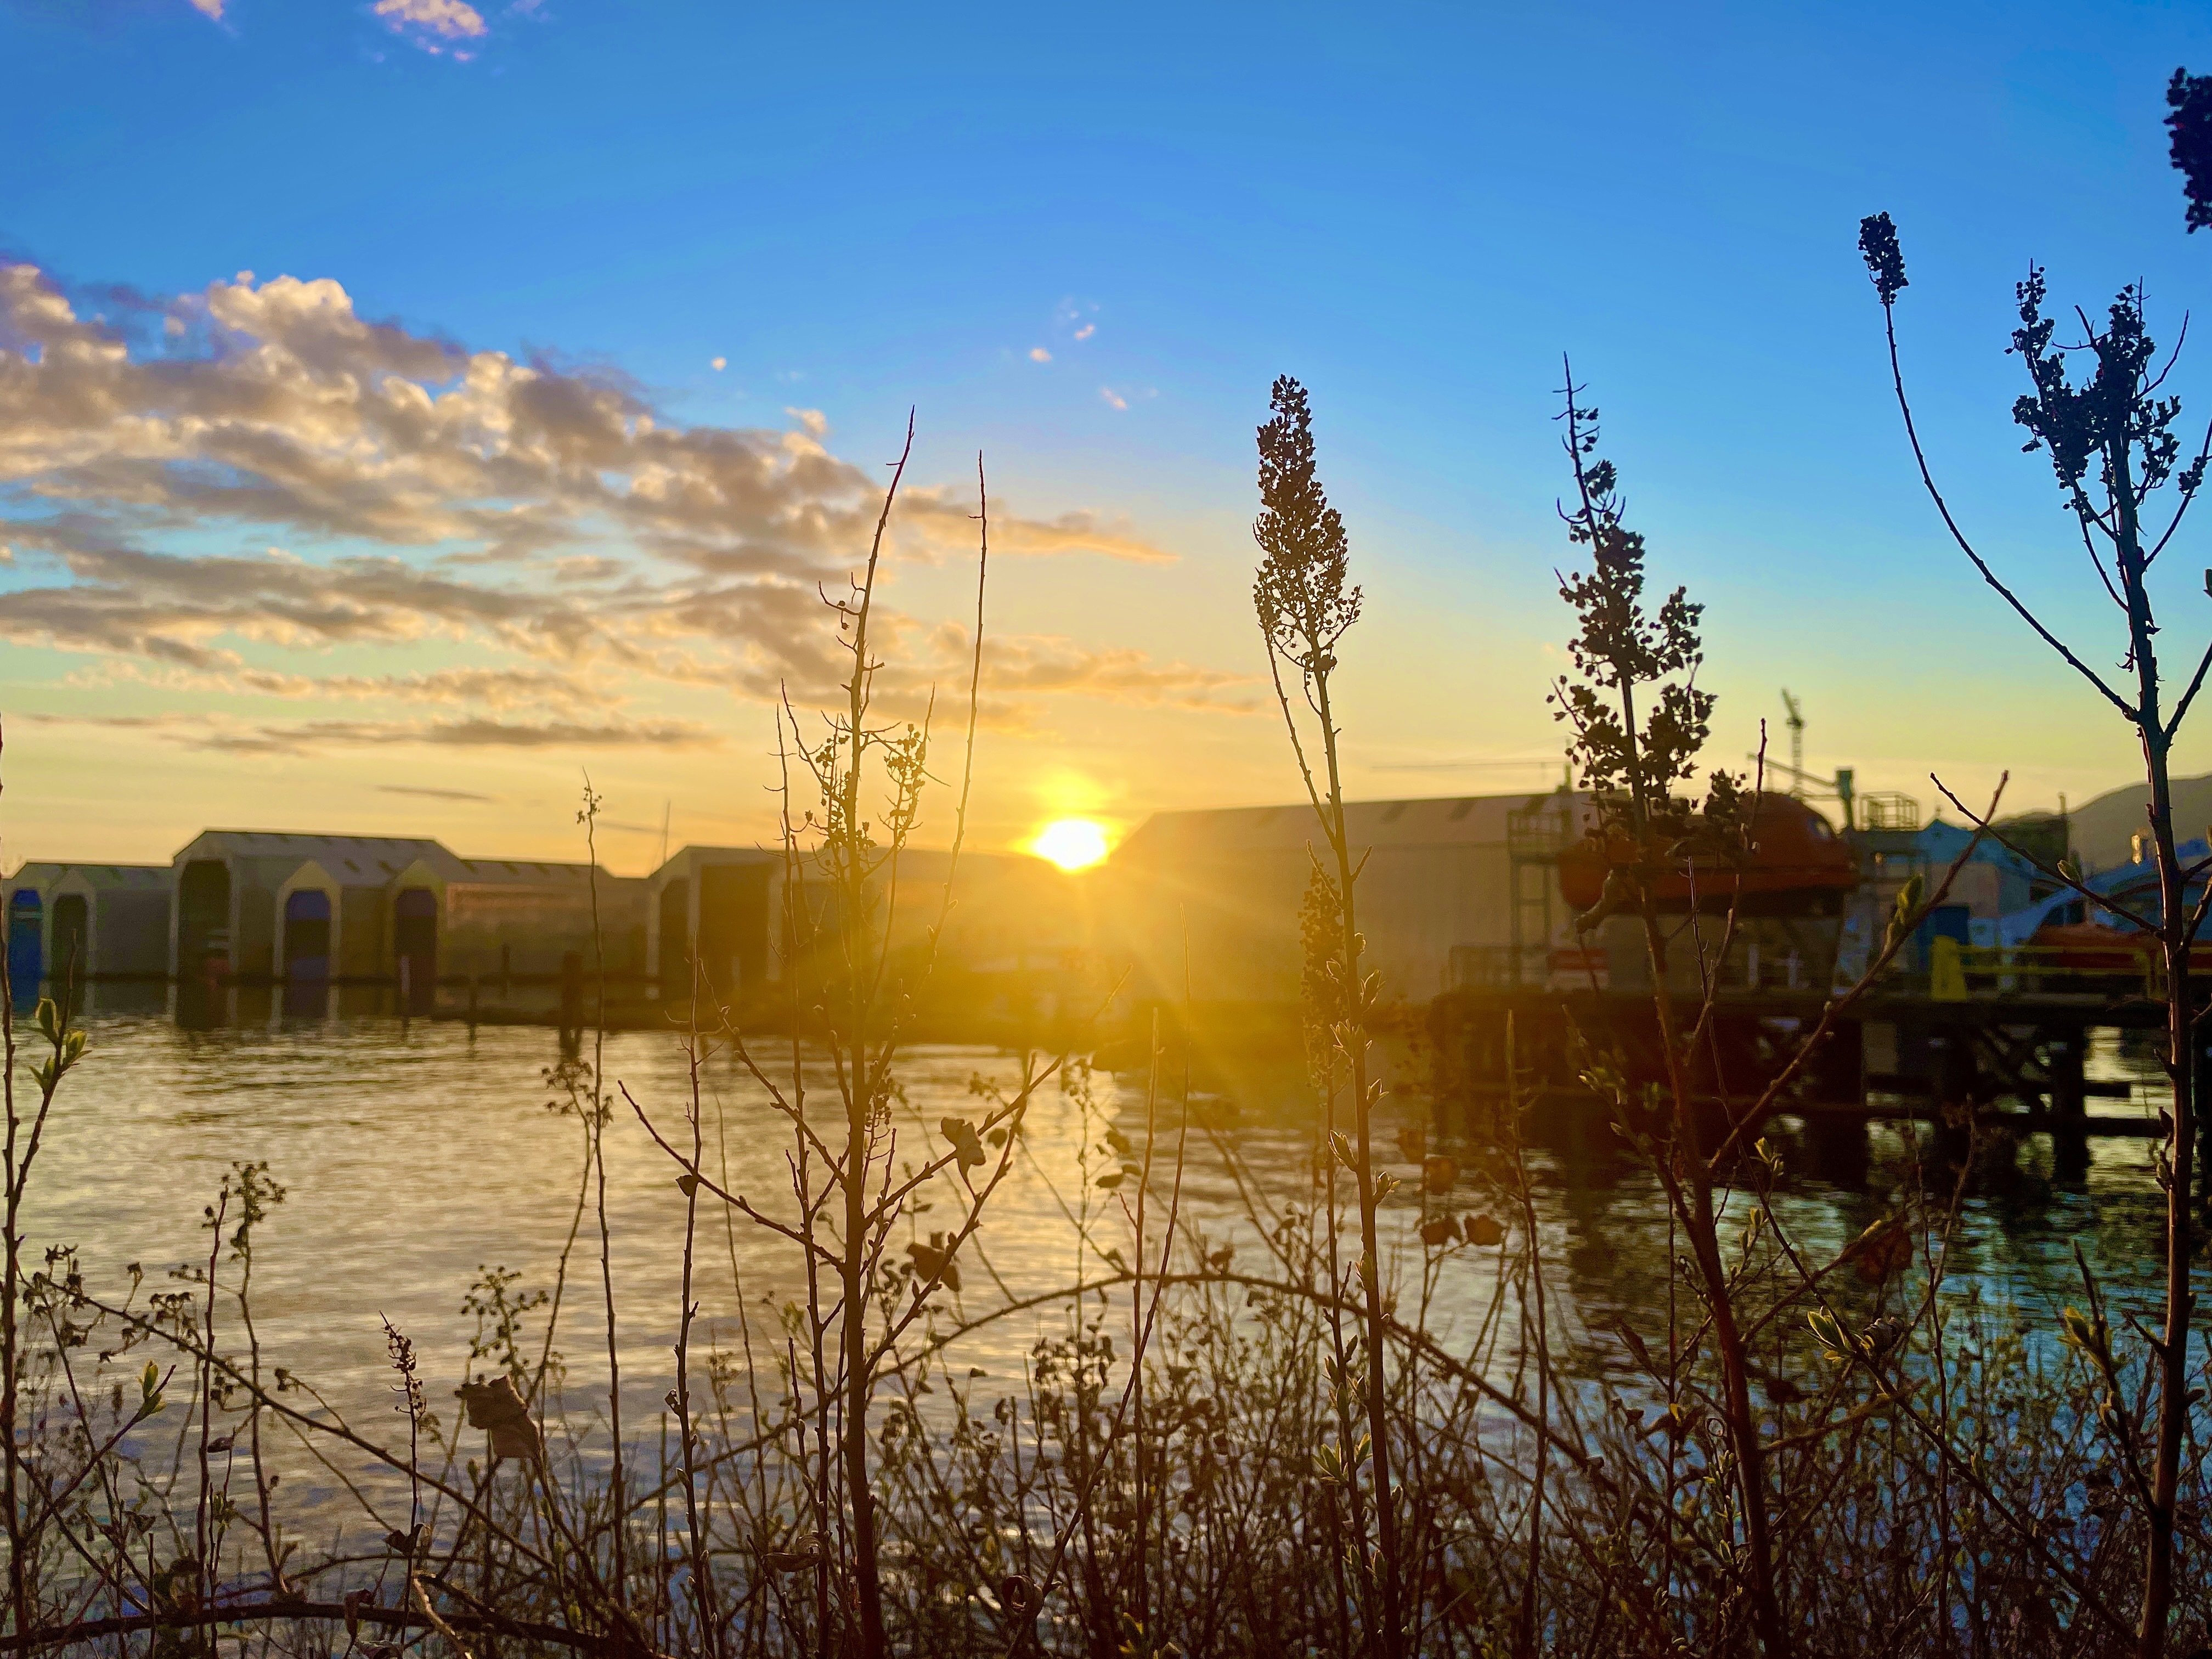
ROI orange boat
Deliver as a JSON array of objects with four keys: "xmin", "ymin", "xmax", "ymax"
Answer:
[{"xmin": 1556, "ymin": 793, "xmax": 1858, "ymax": 918}]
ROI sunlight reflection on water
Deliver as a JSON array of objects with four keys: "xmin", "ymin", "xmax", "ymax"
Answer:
[{"xmin": 19, "ymin": 1013, "xmax": 2188, "ymax": 1524}]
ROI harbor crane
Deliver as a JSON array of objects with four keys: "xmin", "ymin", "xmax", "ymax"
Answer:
[{"xmin": 1748, "ymin": 690, "xmax": 1859, "ymax": 828}]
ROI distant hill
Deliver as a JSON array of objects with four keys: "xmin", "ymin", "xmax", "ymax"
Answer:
[{"xmin": 2061, "ymin": 772, "xmax": 2212, "ymax": 873}]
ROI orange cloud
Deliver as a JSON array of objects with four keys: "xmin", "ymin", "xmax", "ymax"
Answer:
[{"xmin": 0, "ymin": 258, "xmax": 1229, "ymax": 746}]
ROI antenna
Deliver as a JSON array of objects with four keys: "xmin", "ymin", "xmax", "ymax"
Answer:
[
  {"xmin": 1780, "ymin": 689, "xmax": 1805, "ymax": 797},
  {"xmin": 658, "ymin": 800, "xmax": 671, "ymax": 870}
]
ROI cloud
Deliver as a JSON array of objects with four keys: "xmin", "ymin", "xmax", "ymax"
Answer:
[
  {"xmin": 216, "ymin": 715, "xmax": 718, "ymax": 753},
  {"xmin": 72, "ymin": 659, "xmax": 603, "ymax": 712},
  {"xmin": 0, "ymin": 257, "xmax": 1233, "ymax": 744},
  {"xmin": 188, "ymin": 0, "xmax": 224, "ymax": 18},
  {"xmin": 710, "ymin": 356, "xmax": 726, "ymax": 371},
  {"xmin": 989, "ymin": 511, "xmax": 1174, "ymax": 565},
  {"xmin": 1029, "ymin": 347, "xmax": 1051, "ymax": 363},
  {"xmin": 379, "ymin": 783, "xmax": 498, "ymax": 802},
  {"xmin": 1099, "ymin": 387, "xmax": 1128, "ymax": 411},
  {"xmin": 1074, "ymin": 324, "xmax": 1094, "ymax": 342},
  {"xmin": 374, "ymin": 0, "xmax": 488, "ymax": 48},
  {"xmin": 911, "ymin": 628, "xmax": 1260, "ymax": 720},
  {"xmin": 27, "ymin": 709, "xmax": 717, "ymax": 755}
]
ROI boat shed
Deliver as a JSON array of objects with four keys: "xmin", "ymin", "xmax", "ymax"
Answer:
[
  {"xmin": 4, "ymin": 863, "xmax": 171, "ymax": 991},
  {"xmin": 1102, "ymin": 792, "xmax": 1589, "ymax": 1014},
  {"xmin": 646, "ymin": 846, "xmax": 778, "ymax": 996},
  {"xmin": 422, "ymin": 854, "xmax": 647, "ymax": 983},
  {"xmin": 169, "ymin": 830, "xmax": 645, "ymax": 986},
  {"xmin": 172, "ymin": 831, "xmax": 459, "ymax": 983}
]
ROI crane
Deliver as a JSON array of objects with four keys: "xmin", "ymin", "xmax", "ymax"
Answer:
[
  {"xmin": 1781, "ymin": 689, "xmax": 1805, "ymax": 798},
  {"xmin": 1747, "ymin": 689, "xmax": 1861, "ymax": 827}
]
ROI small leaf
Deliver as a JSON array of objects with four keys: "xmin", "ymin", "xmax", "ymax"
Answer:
[
  {"xmin": 1422, "ymin": 1155, "xmax": 1459, "ymax": 1194},
  {"xmin": 940, "ymin": 1116, "xmax": 988, "ymax": 1172},
  {"xmin": 676, "ymin": 1173, "xmax": 701, "ymax": 1197},
  {"xmin": 1419, "ymin": 1217, "xmax": 1455, "ymax": 1248},
  {"xmin": 905, "ymin": 1236, "xmax": 962, "ymax": 1294},
  {"xmin": 1808, "ymin": 1307, "xmax": 1852, "ymax": 1361},
  {"xmin": 1463, "ymin": 1212, "xmax": 1504, "ymax": 1247}
]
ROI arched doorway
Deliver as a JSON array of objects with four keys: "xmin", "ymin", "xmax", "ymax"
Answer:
[
  {"xmin": 394, "ymin": 888, "xmax": 437, "ymax": 1012},
  {"xmin": 657, "ymin": 877, "xmax": 690, "ymax": 990},
  {"xmin": 698, "ymin": 862, "xmax": 770, "ymax": 996},
  {"xmin": 177, "ymin": 860, "xmax": 232, "ymax": 981},
  {"xmin": 7, "ymin": 891, "xmax": 41, "ymax": 1000},
  {"xmin": 284, "ymin": 890, "xmax": 332, "ymax": 980},
  {"xmin": 50, "ymin": 894, "xmax": 89, "ymax": 989}
]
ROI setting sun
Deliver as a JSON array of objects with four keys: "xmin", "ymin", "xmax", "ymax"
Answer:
[{"xmin": 1029, "ymin": 817, "xmax": 1110, "ymax": 871}]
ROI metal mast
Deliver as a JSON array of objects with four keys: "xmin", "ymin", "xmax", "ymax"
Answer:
[{"xmin": 1781, "ymin": 689, "xmax": 1805, "ymax": 797}]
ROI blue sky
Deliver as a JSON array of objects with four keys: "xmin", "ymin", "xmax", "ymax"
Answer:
[{"xmin": 5, "ymin": 0, "xmax": 2212, "ymax": 867}]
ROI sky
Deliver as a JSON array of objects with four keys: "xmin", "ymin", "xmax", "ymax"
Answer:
[{"xmin": 7, "ymin": 0, "xmax": 2212, "ymax": 873}]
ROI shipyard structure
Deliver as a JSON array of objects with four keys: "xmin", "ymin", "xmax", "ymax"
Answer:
[
  {"xmin": 4, "ymin": 830, "xmax": 1085, "ymax": 1031},
  {"xmin": 1100, "ymin": 781, "xmax": 2201, "ymax": 1150},
  {"xmin": 8, "ymin": 784, "xmax": 2188, "ymax": 1138}
]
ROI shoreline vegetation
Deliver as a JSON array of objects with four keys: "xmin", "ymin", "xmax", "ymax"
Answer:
[{"xmin": 14, "ymin": 101, "xmax": 2212, "ymax": 1659}]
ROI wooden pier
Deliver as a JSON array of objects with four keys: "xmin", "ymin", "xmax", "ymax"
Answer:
[{"xmin": 1426, "ymin": 982, "xmax": 2190, "ymax": 1142}]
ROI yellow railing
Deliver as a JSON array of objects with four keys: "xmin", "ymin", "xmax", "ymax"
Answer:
[{"xmin": 1930, "ymin": 936, "xmax": 2157, "ymax": 1001}]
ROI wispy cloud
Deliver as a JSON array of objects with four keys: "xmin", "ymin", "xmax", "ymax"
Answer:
[
  {"xmin": 1099, "ymin": 387, "xmax": 1128, "ymax": 411},
  {"xmin": 28, "ymin": 709, "xmax": 718, "ymax": 755},
  {"xmin": 379, "ymin": 783, "xmax": 499, "ymax": 802},
  {"xmin": 1029, "ymin": 347, "xmax": 1051, "ymax": 363},
  {"xmin": 187, "ymin": 0, "xmax": 224, "ymax": 20}
]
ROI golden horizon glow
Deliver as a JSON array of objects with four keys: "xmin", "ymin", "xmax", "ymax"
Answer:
[{"xmin": 1029, "ymin": 817, "xmax": 1110, "ymax": 871}]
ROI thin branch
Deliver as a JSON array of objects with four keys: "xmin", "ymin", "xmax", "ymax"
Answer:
[{"xmin": 1876, "ymin": 296, "xmax": 2138, "ymax": 721}]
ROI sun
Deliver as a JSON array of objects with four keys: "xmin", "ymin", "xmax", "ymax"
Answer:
[{"xmin": 1029, "ymin": 817, "xmax": 1110, "ymax": 871}]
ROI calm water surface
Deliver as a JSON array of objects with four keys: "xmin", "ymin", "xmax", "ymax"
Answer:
[{"xmin": 15, "ymin": 1012, "xmax": 2190, "ymax": 1519}]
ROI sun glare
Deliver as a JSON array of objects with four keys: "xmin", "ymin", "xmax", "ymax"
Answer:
[{"xmin": 1030, "ymin": 817, "xmax": 1110, "ymax": 871}]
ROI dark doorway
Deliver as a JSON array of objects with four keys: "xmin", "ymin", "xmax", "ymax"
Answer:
[
  {"xmin": 284, "ymin": 890, "xmax": 332, "ymax": 981},
  {"xmin": 50, "ymin": 894, "xmax": 88, "ymax": 990},
  {"xmin": 7, "ymin": 892, "xmax": 41, "ymax": 1002},
  {"xmin": 698, "ymin": 863, "xmax": 770, "ymax": 997},
  {"xmin": 394, "ymin": 888, "xmax": 437, "ymax": 1012},
  {"xmin": 177, "ymin": 860, "xmax": 232, "ymax": 981},
  {"xmin": 657, "ymin": 877, "xmax": 690, "ymax": 990}
]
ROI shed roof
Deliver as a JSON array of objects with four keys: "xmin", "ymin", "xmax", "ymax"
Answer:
[
  {"xmin": 176, "ymin": 830, "xmax": 469, "ymax": 884},
  {"xmin": 650, "ymin": 845, "xmax": 778, "ymax": 883},
  {"xmin": 1114, "ymin": 792, "xmax": 1591, "ymax": 861},
  {"xmin": 54, "ymin": 865, "xmax": 172, "ymax": 891},
  {"xmin": 172, "ymin": 831, "xmax": 632, "ymax": 890},
  {"xmin": 443, "ymin": 857, "xmax": 612, "ymax": 887}
]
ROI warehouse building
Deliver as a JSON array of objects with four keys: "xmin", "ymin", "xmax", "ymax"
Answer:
[{"xmin": 1101, "ymin": 791, "xmax": 1589, "ymax": 1014}]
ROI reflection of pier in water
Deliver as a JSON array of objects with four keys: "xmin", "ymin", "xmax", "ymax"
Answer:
[{"xmin": 1425, "ymin": 981, "xmax": 2191, "ymax": 1190}]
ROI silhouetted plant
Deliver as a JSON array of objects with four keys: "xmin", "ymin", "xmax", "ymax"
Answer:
[
  {"xmin": 1860, "ymin": 179, "xmax": 2212, "ymax": 1656},
  {"xmin": 1547, "ymin": 368, "xmax": 1789, "ymax": 1657},
  {"xmin": 1254, "ymin": 374, "xmax": 1405, "ymax": 1659}
]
